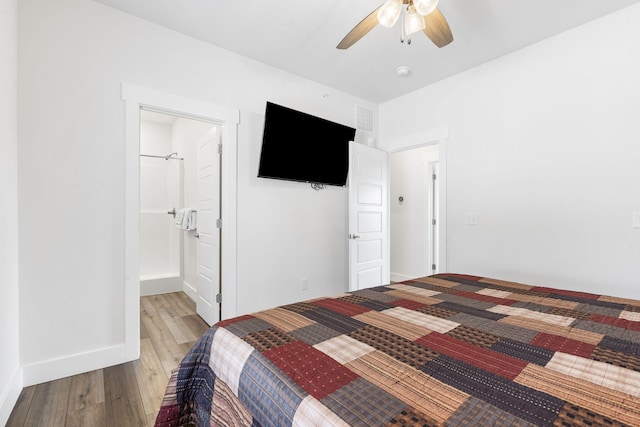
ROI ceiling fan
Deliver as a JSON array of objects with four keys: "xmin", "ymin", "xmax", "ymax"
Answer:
[{"xmin": 337, "ymin": 0, "xmax": 453, "ymax": 50}]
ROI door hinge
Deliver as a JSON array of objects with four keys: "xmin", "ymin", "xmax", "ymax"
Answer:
[
  {"xmin": 216, "ymin": 218, "xmax": 222, "ymax": 228},
  {"xmin": 432, "ymin": 219, "xmax": 436, "ymax": 225},
  {"xmin": 215, "ymin": 293, "xmax": 222, "ymax": 304},
  {"xmin": 432, "ymin": 264, "xmax": 437, "ymax": 271},
  {"xmin": 432, "ymin": 173, "xmax": 437, "ymax": 181},
  {"xmin": 218, "ymin": 143, "xmax": 222, "ymax": 154}
]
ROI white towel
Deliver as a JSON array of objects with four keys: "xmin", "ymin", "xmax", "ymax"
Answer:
[
  {"xmin": 184, "ymin": 209, "xmax": 197, "ymax": 230},
  {"xmin": 176, "ymin": 208, "xmax": 197, "ymax": 231},
  {"xmin": 175, "ymin": 208, "xmax": 186, "ymax": 228}
]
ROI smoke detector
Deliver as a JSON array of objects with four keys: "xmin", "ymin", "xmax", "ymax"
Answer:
[{"xmin": 396, "ymin": 66, "xmax": 411, "ymax": 76}]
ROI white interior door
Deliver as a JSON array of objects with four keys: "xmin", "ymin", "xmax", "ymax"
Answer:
[
  {"xmin": 348, "ymin": 141, "xmax": 388, "ymax": 291},
  {"xmin": 196, "ymin": 127, "xmax": 221, "ymax": 325}
]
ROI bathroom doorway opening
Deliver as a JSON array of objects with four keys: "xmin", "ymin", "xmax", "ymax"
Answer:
[
  {"xmin": 122, "ymin": 84, "xmax": 239, "ymax": 360},
  {"xmin": 138, "ymin": 108, "xmax": 222, "ymax": 326}
]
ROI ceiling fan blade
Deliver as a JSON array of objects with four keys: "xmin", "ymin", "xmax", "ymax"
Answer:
[
  {"xmin": 423, "ymin": 7, "xmax": 453, "ymax": 48},
  {"xmin": 337, "ymin": 6, "xmax": 382, "ymax": 49}
]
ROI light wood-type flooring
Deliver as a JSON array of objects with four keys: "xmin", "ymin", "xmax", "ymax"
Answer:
[{"xmin": 7, "ymin": 292, "xmax": 209, "ymax": 427}]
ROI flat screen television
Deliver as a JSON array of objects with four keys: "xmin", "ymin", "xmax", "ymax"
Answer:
[{"xmin": 258, "ymin": 101, "xmax": 357, "ymax": 187}]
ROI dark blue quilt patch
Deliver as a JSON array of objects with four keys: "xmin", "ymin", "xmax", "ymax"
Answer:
[
  {"xmin": 598, "ymin": 335, "xmax": 640, "ymax": 357},
  {"xmin": 420, "ymin": 355, "xmax": 564, "ymax": 427},
  {"xmin": 301, "ymin": 306, "xmax": 367, "ymax": 334},
  {"xmin": 490, "ymin": 337, "xmax": 555, "ymax": 366},
  {"xmin": 176, "ymin": 327, "xmax": 216, "ymax": 425},
  {"xmin": 238, "ymin": 351, "xmax": 306, "ymax": 427}
]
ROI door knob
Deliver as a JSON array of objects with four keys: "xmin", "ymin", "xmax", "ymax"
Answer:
[{"xmin": 348, "ymin": 234, "xmax": 361, "ymax": 239}]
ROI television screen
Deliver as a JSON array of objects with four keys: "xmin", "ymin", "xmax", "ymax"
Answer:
[{"xmin": 258, "ymin": 101, "xmax": 357, "ymax": 187}]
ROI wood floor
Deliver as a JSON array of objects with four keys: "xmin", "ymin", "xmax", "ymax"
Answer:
[{"xmin": 7, "ymin": 292, "xmax": 209, "ymax": 427}]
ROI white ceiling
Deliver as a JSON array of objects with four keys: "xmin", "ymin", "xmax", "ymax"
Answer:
[{"xmin": 94, "ymin": 0, "xmax": 639, "ymax": 103}]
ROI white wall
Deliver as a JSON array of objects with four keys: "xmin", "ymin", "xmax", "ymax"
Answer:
[
  {"xmin": 18, "ymin": 0, "xmax": 375, "ymax": 385},
  {"xmin": 0, "ymin": 0, "xmax": 22, "ymax": 423},
  {"xmin": 390, "ymin": 145, "xmax": 439, "ymax": 281},
  {"xmin": 380, "ymin": 4, "xmax": 640, "ymax": 299}
]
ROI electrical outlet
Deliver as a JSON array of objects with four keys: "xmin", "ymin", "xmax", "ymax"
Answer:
[
  {"xmin": 301, "ymin": 278, "xmax": 309, "ymax": 291},
  {"xmin": 465, "ymin": 212, "xmax": 478, "ymax": 225},
  {"xmin": 633, "ymin": 211, "xmax": 640, "ymax": 228}
]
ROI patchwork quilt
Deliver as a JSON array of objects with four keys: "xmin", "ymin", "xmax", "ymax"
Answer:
[{"xmin": 154, "ymin": 273, "xmax": 640, "ymax": 426}]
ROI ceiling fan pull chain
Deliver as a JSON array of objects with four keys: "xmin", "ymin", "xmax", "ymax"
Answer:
[{"xmin": 400, "ymin": 7, "xmax": 406, "ymax": 43}]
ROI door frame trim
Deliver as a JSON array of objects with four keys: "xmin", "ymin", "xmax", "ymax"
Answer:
[{"xmin": 121, "ymin": 83, "xmax": 239, "ymax": 361}]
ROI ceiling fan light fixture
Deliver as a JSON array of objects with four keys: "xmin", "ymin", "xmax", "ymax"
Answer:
[
  {"xmin": 377, "ymin": 0, "xmax": 403, "ymax": 28},
  {"xmin": 413, "ymin": 0, "xmax": 440, "ymax": 16},
  {"xmin": 336, "ymin": 0, "xmax": 453, "ymax": 50},
  {"xmin": 404, "ymin": 6, "xmax": 426, "ymax": 37}
]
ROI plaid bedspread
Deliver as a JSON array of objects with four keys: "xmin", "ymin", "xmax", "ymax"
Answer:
[{"xmin": 154, "ymin": 273, "xmax": 640, "ymax": 426}]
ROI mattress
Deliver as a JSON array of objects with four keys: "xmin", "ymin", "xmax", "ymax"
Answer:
[{"xmin": 154, "ymin": 273, "xmax": 640, "ymax": 426}]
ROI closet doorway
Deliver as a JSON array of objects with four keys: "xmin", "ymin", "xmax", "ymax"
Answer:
[{"xmin": 389, "ymin": 143, "xmax": 440, "ymax": 282}]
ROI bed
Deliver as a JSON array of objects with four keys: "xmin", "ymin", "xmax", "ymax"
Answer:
[{"xmin": 154, "ymin": 273, "xmax": 640, "ymax": 426}]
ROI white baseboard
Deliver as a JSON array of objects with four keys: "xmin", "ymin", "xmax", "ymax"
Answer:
[
  {"xmin": 182, "ymin": 280, "xmax": 197, "ymax": 302},
  {"xmin": 140, "ymin": 275, "xmax": 182, "ymax": 296},
  {"xmin": 390, "ymin": 272, "xmax": 415, "ymax": 283},
  {"xmin": 22, "ymin": 344, "xmax": 129, "ymax": 387},
  {"xmin": 0, "ymin": 367, "xmax": 23, "ymax": 426}
]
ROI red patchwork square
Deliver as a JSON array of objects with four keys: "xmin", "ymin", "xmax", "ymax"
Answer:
[
  {"xmin": 263, "ymin": 340, "xmax": 359, "ymax": 400},
  {"xmin": 530, "ymin": 333, "xmax": 596, "ymax": 358},
  {"xmin": 590, "ymin": 315, "xmax": 640, "ymax": 331},
  {"xmin": 416, "ymin": 332, "xmax": 528, "ymax": 380},
  {"xmin": 390, "ymin": 298, "xmax": 427, "ymax": 310}
]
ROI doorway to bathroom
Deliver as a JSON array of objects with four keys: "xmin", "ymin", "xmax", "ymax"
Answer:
[
  {"xmin": 122, "ymin": 84, "xmax": 239, "ymax": 359},
  {"xmin": 138, "ymin": 108, "xmax": 221, "ymax": 326}
]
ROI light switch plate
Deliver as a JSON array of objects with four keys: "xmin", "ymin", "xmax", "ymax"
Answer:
[
  {"xmin": 633, "ymin": 211, "xmax": 640, "ymax": 228},
  {"xmin": 465, "ymin": 212, "xmax": 478, "ymax": 225}
]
